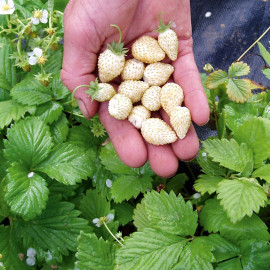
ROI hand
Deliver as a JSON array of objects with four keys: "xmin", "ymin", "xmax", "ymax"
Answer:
[{"xmin": 61, "ymin": 0, "xmax": 210, "ymax": 177}]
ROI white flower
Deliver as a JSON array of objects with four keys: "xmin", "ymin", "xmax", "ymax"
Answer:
[
  {"xmin": 28, "ymin": 172, "xmax": 34, "ymax": 178},
  {"xmin": 106, "ymin": 179, "xmax": 112, "ymax": 188},
  {"xmin": 205, "ymin": 11, "xmax": 212, "ymax": 18},
  {"xmin": 27, "ymin": 48, "xmax": 45, "ymax": 65},
  {"xmin": 193, "ymin": 193, "xmax": 201, "ymax": 199},
  {"xmin": 92, "ymin": 218, "xmax": 101, "ymax": 227},
  {"xmin": 202, "ymin": 152, "xmax": 207, "ymax": 157},
  {"xmin": 31, "ymin": 9, "xmax": 48, "ymax": 25},
  {"xmin": 92, "ymin": 213, "xmax": 114, "ymax": 227},
  {"xmin": 0, "ymin": 0, "xmax": 15, "ymax": 14},
  {"xmin": 27, "ymin": 247, "xmax": 36, "ymax": 258},
  {"xmin": 26, "ymin": 257, "xmax": 36, "ymax": 266}
]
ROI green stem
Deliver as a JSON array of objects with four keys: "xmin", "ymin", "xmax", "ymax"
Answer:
[
  {"xmin": 237, "ymin": 26, "xmax": 270, "ymax": 62},
  {"xmin": 71, "ymin": 84, "xmax": 91, "ymax": 103},
  {"xmin": 64, "ymin": 110, "xmax": 84, "ymax": 118},
  {"xmin": 110, "ymin": 24, "xmax": 122, "ymax": 44},
  {"xmin": 6, "ymin": 15, "xmax": 10, "ymax": 28},
  {"xmin": 44, "ymin": 33, "xmax": 55, "ymax": 53},
  {"xmin": 158, "ymin": 12, "xmax": 163, "ymax": 25},
  {"xmin": 54, "ymin": 10, "xmax": 64, "ymax": 16},
  {"xmin": 17, "ymin": 38, "xmax": 22, "ymax": 58},
  {"xmin": 186, "ymin": 162, "xmax": 196, "ymax": 182},
  {"xmin": 103, "ymin": 222, "xmax": 124, "ymax": 247}
]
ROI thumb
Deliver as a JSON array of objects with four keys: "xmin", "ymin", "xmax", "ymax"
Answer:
[{"xmin": 61, "ymin": 2, "xmax": 99, "ymax": 118}]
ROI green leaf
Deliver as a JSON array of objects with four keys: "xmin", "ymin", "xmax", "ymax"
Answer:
[
  {"xmin": 202, "ymin": 139, "xmax": 253, "ymax": 174},
  {"xmin": 16, "ymin": 195, "xmax": 90, "ymax": 255},
  {"xmin": 240, "ymin": 240, "xmax": 270, "ymax": 270},
  {"xmin": 172, "ymin": 237, "xmax": 215, "ymax": 270},
  {"xmin": 133, "ymin": 199, "xmax": 151, "ymax": 232},
  {"xmin": 50, "ymin": 72, "xmax": 70, "ymax": 100},
  {"xmin": 165, "ymin": 173, "xmax": 188, "ymax": 194},
  {"xmin": 0, "ymin": 100, "xmax": 35, "ymax": 130},
  {"xmin": 0, "ymin": 73, "xmax": 11, "ymax": 91},
  {"xmin": 262, "ymin": 68, "xmax": 270, "ymax": 80},
  {"xmin": 110, "ymin": 175, "xmax": 152, "ymax": 203},
  {"xmin": 44, "ymin": 50, "xmax": 63, "ymax": 74},
  {"xmin": 50, "ymin": 114, "xmax": 69, "ymax": 145},
  {"xmin": 11, "ymin": 78, "xmax": 52, "ymax": 106},
  {"xmin": 100, "ymin": 143, "xmax": 136, "ymax": 175},
  {"xmin": 207, "ymin": 234, "xmax": 240, "ymax": 263},
  {"xmin": 143, "ymin": 190, "xmax": 198, "ymax": 236},
  {"xmin": 224, "ymin": 102, "xmax": 259, "ymax": 132},
  {"xmin": 68, "ymin": 125, "xmax": 103, "ymax": 148},
  {"xmin": 92, "ymin": 161, "xmax": 115, "ymax": 198},
  {"xmin": 252, "ymin": 165, "xmax": 270, "ymax": 182},
  {"xmin": 35, "ymin": 101, "xmax": 63, "ymax": 124},
  {"xmin": 258, "ymin": 42, "xmax": 270, "ymax": 66},
  {"xmin": 0, "ymin": 226, "xmax": 30, "ymax": 270},
  {"xmin": 79, "ymin": 189, "xmax": 118, "ymax": 240},
  {"xmin": 5, "ymin": 163, "xmax": 49, "ymax": 220},
  {"xmin": 36, "ymin": 143, "xmax": 95, "ymax": 185},
  {"xmin": 226, "ymin": 78, "xmax": 252, "ymax": 103},
  {"xmin": 233, "ymin": 117, "xmax": 270, "ymax": 167},
  {"xmin": 215, "ymin": 258, "xmax": 242, "ymax": 270},
  {"xmin": 4, "ymin": 117, "xmax": 53, "ymax": 167},
  {"xmin": 76, "ymin": 232, "xmax": 116, "ymax": 270},
  {"xmin": 0, "ymin": 38, "xmax": 16, "ymax": 87},
  {"xmin": 197, "ymin": 150, "xmax": 226, "ymax": 177},
  {"xmin": 116, "ymin": 228, "xmax": 187, "ymax": 270},
  {"xmin": 0, "ymin": 88, "xmax": 10, "ymax": 101},
  {"xmin": 205, "ymin": 70, "xmax": 228, "ymax": 89},
  {"xmin": 217, "ymin": 178, "xmax": 267, "ymax": 223},
  {"xmin": 112, "ymin": 202, "xmax": 134, "ymax": 226},
  {"xmin": 200, "ymin": 198, "xmax": 270, "ymax": 242},
  {"xmin": 0, "ymin": 178, "xmax": 11, "ymax": 219},
  {"xmin": 228, "ymin": 61, "xmax": 250, "ymax": 77},
  {"xmin": 217, "ymin": 110, "xmax": 227, "ymax": 139},
  {"xmin": 194, "ymin": 175, "xmax": 224, "ymax": 195},
  {"xmin": 47, "ymin": 0, "xmax": 54, "ymax": 14}
]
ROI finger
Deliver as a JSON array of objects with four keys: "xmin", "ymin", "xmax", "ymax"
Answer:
[
  {"xmin": 146, "ymin": 143, "xmax": 179, "ymax": 178},
  {"xmin": 61, "ymin": 3, "xmax": 100, "ymax": 118},
  {"xmin": 145, "ymin": 112, "xmax": 179, "ymax": 178},
  {"xmin": 161, "ymin": 109, "xmax": 199, "ymax": 161},
  {"xmin": 61, "ymin": 71, "xmax": 99, "ymax": 119},
  {"xmin": 98, "ymin": 101, "xmax": 147, "ymax": 168},
  {"xmin": 173, "ymin": 39, "xmax": 210, "ymax": 126}
]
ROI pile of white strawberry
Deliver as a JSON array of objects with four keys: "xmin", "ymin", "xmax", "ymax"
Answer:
[{"xmin": 86, "ymin": 15, "xmax": 191, "ymax": 146}]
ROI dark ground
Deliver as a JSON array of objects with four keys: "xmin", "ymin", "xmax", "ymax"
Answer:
[
  {"xmin": 190, "ymin": 0, "xmax": 270, "ymax": 141},
  {"xmin": 191, "ymin": 0, "xmax": 270, "ymax": 87}
]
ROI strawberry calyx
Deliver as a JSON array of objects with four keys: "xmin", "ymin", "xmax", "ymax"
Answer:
[
  {"xmin": 155, "ymin": 12, "xmax": 172, "ymax": 33},
  {"xmin": 107, "ymin": 24, "xmax": 129, "ymax": 56},
  {"xmin": 85, "ymin": 78, "xmax": 101, "ymax": 101}
]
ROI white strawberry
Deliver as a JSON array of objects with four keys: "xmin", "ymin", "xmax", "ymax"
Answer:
[
  {"xmin": 118, "ymin": 80, "xmax": 149, "ymax": 103},
  {"xmin": 121, "ymin": 59, "xmax": 145, "ymax": 81},
  {"xmin": 98, "ymin": 25, "xmax": 128, "ymax": 82},
  {"xmin": 170, "ymin": 106, "xmax": 191, "ymax": 139},
  {"xmin": 141, "ymin": 86, "xmax": 161, "ymax": 111},
  {"xmin": 128, "ymin": 105, "xmax": 151, "ymax": 129},
  {"xmin": 108, "ymin": 93, "xmax": 133, "ymax": 120},
  {"xmin": 85, "ymin": 79, "xmax": 116, "ymax": 102},
  {"xmin": 155, "ymin": 13, "xmax": 178, "ymax": 61},
  {"xmin": 160, "ymin": 83, "xmax": 184, "ymax": 116},
  {"xmin": 141, "ymin": 118, "xmax": 177, "ymax": 145},
  {"xmin": 132, "ymin": 36, "xmax": 165, "ymax": 64},
  {"xmin": 143, "ymin": 62, "xmax": 174, "ymax": 86}
]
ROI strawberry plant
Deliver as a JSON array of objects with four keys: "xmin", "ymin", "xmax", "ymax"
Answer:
[{"xmin": 0, "ymin": 0, "xmax": 270, "ymax": 269}]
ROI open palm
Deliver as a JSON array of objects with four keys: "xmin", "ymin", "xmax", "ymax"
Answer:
[{"xmin": 61, "ymin": 0, "xmax": 209, "ymax": 177}]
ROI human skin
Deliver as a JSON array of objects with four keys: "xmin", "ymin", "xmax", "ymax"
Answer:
[{"xmin": 61, "ymin": 0, "xmax": 210, "ymax": 177}]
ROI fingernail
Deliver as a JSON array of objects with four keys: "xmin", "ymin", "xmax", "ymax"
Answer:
[{"xmin": 77, "ymin": 100, "xmax": 89, "ymax": 119}]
